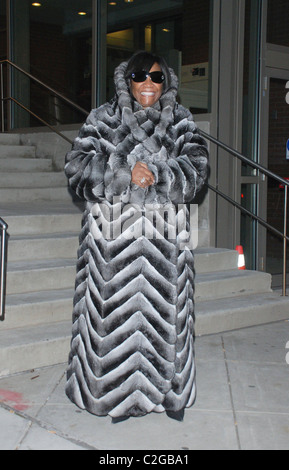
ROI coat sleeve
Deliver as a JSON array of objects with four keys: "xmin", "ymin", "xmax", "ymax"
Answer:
[
  {"xmin": 153, "ymin": 108, "xmax": 209, "ymax": 205},
  {"xmin": 64, "ymin": 106, "xmax": 132, "ymax": 202}
]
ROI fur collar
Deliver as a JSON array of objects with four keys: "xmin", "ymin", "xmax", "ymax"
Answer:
[
  {"xmin": 113, "ymin": 61, "xmax": 179, "ymax": 140},
  {"xmin": 65, "ymin": 60, "xmax": 208, "ymax": 206}
]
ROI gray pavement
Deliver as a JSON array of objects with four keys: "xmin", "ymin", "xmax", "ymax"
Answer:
[{"xmin": 0, "ymin": 320, "xmax": 289, "ymax": 451}]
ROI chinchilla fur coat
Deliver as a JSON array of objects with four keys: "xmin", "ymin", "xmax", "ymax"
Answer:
[{"xmin": 64, "ymin": 61, "xmax": 209, "ymax": 419}]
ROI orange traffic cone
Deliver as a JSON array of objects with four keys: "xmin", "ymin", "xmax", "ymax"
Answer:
[{"xmin": 236, "ymin": 245, "xmax": 246, "ymax": 270}]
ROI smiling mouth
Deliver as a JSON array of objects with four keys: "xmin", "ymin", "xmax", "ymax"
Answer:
[{"xmin": 141, "ymin": 92, "xmax": 155, "ymax": 96}]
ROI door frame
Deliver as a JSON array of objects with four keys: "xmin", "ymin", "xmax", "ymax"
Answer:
[
  {"xmin": 254, "ymin": 0, "xmax": 289, "ymax": 273},
  {"xmin": 258, "ymin": 66, "xmax": 289, "ymax": 275}
]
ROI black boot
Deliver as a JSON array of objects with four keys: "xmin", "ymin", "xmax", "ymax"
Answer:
[
  {"xmin": 111, "ymin": 415, "xmax": 130, "ymax": 424},
  {"xmin": 166, "ymin": 409, "xmax": 185, "ymax": 422}
]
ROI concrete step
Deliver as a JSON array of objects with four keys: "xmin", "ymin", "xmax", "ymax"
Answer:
[
  {"xmin": 195, "ymin": 290, "xmax": 289, "ymax": 335},
  {"xmin": 1, "ymin": 290, "xmax": 289, "ymax": 377},
  {"xmin": 8, "ymin": 233, "xmax": 79, "ymax": 262},
  {"xmin": 0, "ymin": 172, "xmax": 67, "ymax": 188},
  {"xmin": 1, "ymin": 202, "xmax": 83, "ymax": 235},
  {"xmin": 5, "ymin": 260, "xmax": 270, "ymax": 301},
  {"xmin": 5, "ymin": 212, "xmax": 81, "ymax": 236},
  {"xmin": 0, "ymin": 321, "xmax": 71, "ymax": 377},
  {"xmin": 7, "ymin": 234, "xmax": 235, "ymax": 266},
  {"xmin": 0, "ymin": 186, "xmax": 73, "ymax": 203},
  {"xmin": 0, "ymin": 133, "xmax": 21, "ymax": 145},
  {"xmin": 194, "ymin": 247, "xmax": 238, "ymax": 273},
  {"xmin": 1, "ymin": 249, "xmax": 238, "ymax": 328},
  {"xmin": 195, "ymin": 269, "xmax": 272, "ymax": 301},
  {"xmin": 0, "ymin": 157, "xmax": 53, "ymax": 172},
  {"xmin": 0, "ymin": 144, "xmax": 36, "ymax": 159},
  {"xmin": 6, "ymin": 259, "xmax": 75, "ymax": 295},
  {"xmin": 2, "ymin": 289, "xmax": 74, "ymax": 330}
]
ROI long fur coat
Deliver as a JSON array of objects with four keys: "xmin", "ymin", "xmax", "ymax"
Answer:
[{"xmin": 64, "ymin": 61, "xmax": 209, "ymax": 418}]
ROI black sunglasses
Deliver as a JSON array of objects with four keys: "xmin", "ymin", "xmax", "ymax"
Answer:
[{"xmin": 131, "ymin": 70, "xmax": 165, "ymax": 84}]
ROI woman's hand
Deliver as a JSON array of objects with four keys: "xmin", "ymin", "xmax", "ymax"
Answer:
[{"xmin": 131, "ymin": 161, "xmax": 155, "ymax": 188}]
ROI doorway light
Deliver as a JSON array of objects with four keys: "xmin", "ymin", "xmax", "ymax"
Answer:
[
  {"xmin": 32, "ymin": 2, "xmax": 42, "ymax": 6},
  {"xmin": 78, "ymin": 11, "xmax": 87, "ymax": 16}
]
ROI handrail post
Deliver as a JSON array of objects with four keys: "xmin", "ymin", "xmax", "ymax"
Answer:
[
  {"xmin": 283, "ymin": 185, "xmax": 288, "ymax": 296},
  {"xmin": 0, "ymin": 218, "xmax": 8, "ymax": 321}
]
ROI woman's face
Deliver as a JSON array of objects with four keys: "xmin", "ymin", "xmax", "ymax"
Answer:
[{"xmin": 130, "ymin": 63, "xmax": 163, "ymax": 108}]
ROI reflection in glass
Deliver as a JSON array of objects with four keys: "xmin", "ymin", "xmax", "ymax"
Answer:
[
  {"xmin": 11, "ymin": 0, "xmax": 93, "ymax": 128},
  {"xmin": 267, "ymin": 0, "xmax": 289, "ymax": 47},
  {"xmin": 266, "ymin": 78, "xmax": 289, "ymax": 286}
]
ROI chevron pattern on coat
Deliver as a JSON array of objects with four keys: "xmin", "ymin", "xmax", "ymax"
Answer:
[{"xmin": 66, "ymin": 201, "xmax": 196, "ymax": 417}]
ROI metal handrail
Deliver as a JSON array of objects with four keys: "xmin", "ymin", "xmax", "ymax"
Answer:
[
  {"xmin": 0, "ymin": 217, "xmax": 8, "ymax": 321},
  {"xmin": 0, "ymin": 59, "xmax": 88, "ymax": 136},
  {"xmin": 200, "ymin": 129, "xmax": 288, "ymax": 296},
  {"xmin": 200, "ymin": 129, "xmax": 289, "ymax": 188},
  {"xmin": 7, "ymin": 97, "xmax": 74, "ymax": 144}
]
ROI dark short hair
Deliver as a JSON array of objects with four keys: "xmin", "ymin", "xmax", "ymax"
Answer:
[{"xmin": 125, "ymin": 51, "xmax": 171, "ymax": 92}]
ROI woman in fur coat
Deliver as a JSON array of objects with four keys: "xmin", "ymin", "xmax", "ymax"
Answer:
[{"xmin": 65, "ymin": 51, "xmax": 209, "ymax": 422}]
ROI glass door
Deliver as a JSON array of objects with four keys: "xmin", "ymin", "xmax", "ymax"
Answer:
[
  {"xmin": 263, "ymin": 72, "xmax": 289, "ymax": 287},
  {"xmin": 240, "ymin": 0, "xmax": 262, "ymax": 270},
  {"xmin": 248, "ymin": 0, "xmax": 289, "ymax": 282},
  {"xmin": 256, "ymin": 0, "xmax": 289, "ymax": 285}
]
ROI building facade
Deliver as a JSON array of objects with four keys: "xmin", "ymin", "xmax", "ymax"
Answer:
[{"xmin": 1, "ymin": 0, "xmax": 289, "ymax": 283}]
